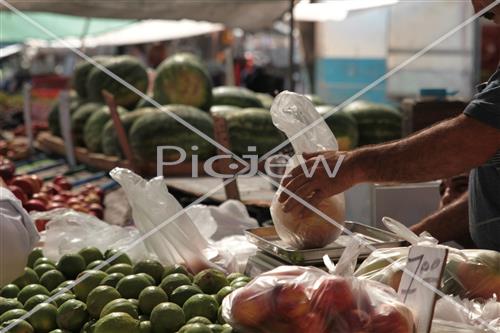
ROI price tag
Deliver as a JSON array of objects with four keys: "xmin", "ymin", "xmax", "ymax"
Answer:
[{"xmin": 398, "ymin": 245, "xmax": 448, "ymax": 333}]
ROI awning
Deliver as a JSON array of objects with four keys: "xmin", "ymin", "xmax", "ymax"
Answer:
[{"xmin": 2, "ymin": 0, "xmax": 291, "ymax": 31}]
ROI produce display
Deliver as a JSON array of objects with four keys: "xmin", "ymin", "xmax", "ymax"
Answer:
[
  {"xmin": 70, "ymin": 103, "xmax": 105, "ymax": 147},
  {"xmin": 83, "ymin": 105, "xmax": 127, "ymax": 153},
  {"xmin": 342, "ymin": 100, "xmax": 402, "ymax": 146},
  {"xmin": 212, "ymin": 86, "xmax": 264, "ymax": 109},
  {"xmin": 0, "ymin": 247, "xmax": 240, "ymax": 333},
  {"xmin": 73, "ymin": 56, "xmax": 111, "ymax": 100},
  {"xmin": 317, "ymin": 105, "xmax": 359, "ymax": 151},
  {"xmin": 153, "ymin": 53, "xmax": 213, "ymax": 111},
  {"xmin": 222, "ymin": 265, "xmax": 415, "ymax": 333}
]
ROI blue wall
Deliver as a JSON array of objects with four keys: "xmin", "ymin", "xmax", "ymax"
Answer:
[{"xmin": 315, "ymin": 57, "xmax": 388, "ymax": 105}]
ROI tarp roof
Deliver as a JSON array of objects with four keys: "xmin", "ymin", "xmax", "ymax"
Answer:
[{"xmin": 2, "ymin": 0, "xmax": 291, "ymax": 31}]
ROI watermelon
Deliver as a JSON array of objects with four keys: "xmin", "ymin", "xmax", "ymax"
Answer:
[
  {"xmin": 342, "ymin": 101, "xmax": 402, "ymax": 146},
  {"xmin": 210, "ymin": 105, "xmax": 242, "ymax": 116},
  {"xmin": 212, "ymin": 86, "xmax": 264, "ymax": 108},
  {"xmin": 101, "ymin": 107, "xmax": 156, "ymax": 157},
  {"xmin": 71, "ymin": 103, "xmax": 103, "ymax": 146},
  {"xmin": 72, "ymin": 56, "xmax": 111, "ymax": 99},
  {"xmin": 255, "ymin": 93, "xmax": 274, "ymax": 109},
  {"xmin": 86, "ymin": 55, "xmax": 148, "ymax": 109},
  {"xmin": 317, "ymin": 105, "xmax": 359, "ymax": 150},
  {"xmin": 129, "ymin": 104, "xmax": 216, "ymax": 162},
  {"xmin": 153, "ymin": 53, "xmax": 213, "ymax": 111},
  {"xmin": 135, "ymin": 96, "xmax": 155, "ymax": 109},
  {"xmin": 216, "ymin": 107, "xmax": 285, "ymax": 156},
  {"xmin": 48, "ymin": 91, "xmax": 84, "ymax": 137},
  {"xmin": 83, "ymin": 105, "xmax": 128, "ymax": 152},
  {"xmin": 305, "ymin": 94, "xmax": 325, "ymax": 106}
]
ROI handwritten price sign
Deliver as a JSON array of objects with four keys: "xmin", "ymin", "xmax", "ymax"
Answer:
[{"xmin": 398, "ymin": 245, "xmax": 448, "ymax": 333}]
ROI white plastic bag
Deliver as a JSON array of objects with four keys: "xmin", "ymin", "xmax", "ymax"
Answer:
[
  {"xmin": 269, "ymin": 91, "xmax": 346, "ymax": 249},
  {"xmin": 110, "ymin": 168, "xmax": 235, "ymax": 273},
  {"xmin": 32, "ymin": 208, "xmax": 151, "ymax": 263},
  {"xmin": 209, "ymin": 200, "xmax": 259, "ymax": 240}
]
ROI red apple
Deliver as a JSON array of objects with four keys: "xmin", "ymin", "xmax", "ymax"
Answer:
[
  {"xmin": 24, "ymin": 199, "xmax": 47, "ymax": 212},
  {"xmin": 294, "ymin": 312, "xmax": 329, "ymax": 333},
  {"xmin": 35, "ymin": 219, "xmax": 48, "ymax": 232},
  {"xmin": 231, "ymin": 287, "xmax": 273, "ymax": 327},
  {"xmin": 67, "ymin": 197, "xmax": 81, "ymax": 206},
  {"xmin": 8, "ymin": 185, "xmax": 28, "ymax": 204},
  {"xmin": 46, "ymin": 202, "xmax": 66, "ymax": 210},
  {"xmin": 32, "ymin": 193, "xmax": 50, "ymax": 205},
  {"xmin": 88, "ymin": 203, "xmax": 104, "ymax": 219},
  {"xmin": 369, "ymin": 304, "xmax": 413, "ymax": 333},
  {"xmin": 51, "ymin": 194, "xmax": 67, "ymax": 203},
  {"xmin": 274, "ymin": 283, "xmax": 311, "ymax": 319},
  {"xmin": 342, "ymin": 309, "xmax": 371, "ymax": 332},
  {"xmin": 11, "ymin": 177, "xmax": 36, "ymax": 197},
  {"xmin": 30, "ymin": 175, "xmax": 43, "ymax": 190},
  {"xmin": 41, "ymin": 184, "xmax": 59, "ymax": 195},
  {"xmin": 311, "ymin": 276, "xmax": 355, "ymax": 316}
]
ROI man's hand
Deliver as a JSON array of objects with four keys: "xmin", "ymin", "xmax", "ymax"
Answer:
[{"xmin": 278, "ymin": 151, "xmax": 362, "ymax": 217}]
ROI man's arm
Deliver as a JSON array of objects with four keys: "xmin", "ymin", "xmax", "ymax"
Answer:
[
  {"xmin": 410, "ymin": 192, "xmax": 474, "ymax": 246},
  {"xmin": 280, "ymin": 114, "xmax": 500, "ymax": 213}
]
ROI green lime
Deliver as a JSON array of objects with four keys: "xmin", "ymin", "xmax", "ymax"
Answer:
[
  {"xmin": 86, "ymin": 286, "xmax": 121, "ymax": 318},
  {"xmin": 0, "ymin": 318, "xmax": 34, "ymax": 333},
  {"xmin": 133, "ymin": 261, "xmax": 164, "ymax": 285},
  {"xmin": 162, "ymin": 265, "xmax": 191, "ymax": 279},
  {"xmin": 94, "ymin": 312, "xmax": 139, "ymax": 333},
  {"xmin": 136, "ymin": 273, "xmax": 155, "ymax": 286},
  {"xmin": 78, "ymin": 247, "xmax": 104, "ymax": 266},
  {"xmin": 150, "ymin": 302, "xmax": 185, "ymax": 333},
  {"xmin": 33, "ymin": 258, "xmax": 55, "ymax": 268},
  {"xmin": 56, "ymin": 299, "xmax": 89, "ymax": 331},
  {"xmin": 26, "ymin": 303, "xmax": 57, "ymax": 333},
  {"xmin": 0, "ymin": 285, "xmax": 20, "ymax": 298},
  {"xmin": 33, "ymin": 264, "xmax": 56, "ymax": 278},
  {"xmin": 159, "ymin": 274, "xmax": 191, "ymax": 296},
  {"xmin": 18, "ymin": 284, "xmax": 49, "ymax": 304},
  {"xmin": 187, "ymin": 316, "xmax": 211, "ymax": 325},
  {"xmin": 100, "ymin": 299, "xmax": 138, "ymax": 319},
  {"xmin": 230, "ymin": 276, "xmax": 250, "ymax": 285},
  {"xmin": 138, "ymin": 287, "xmax": 168, "ymax": 315},
  {"xmin": 13, "ymin": 268, "xmax": 39, "ymax": 289},
  {"xmin": 57, "ymin": 254, "xmax": 87, "ymax": 279},
  {"xmin": 0, "ymin": 298, "xmax": 23, "ymax": 316},
  {"xmin": 178, "ymin": 323, "xmax": 211, "ymax": 333},
  {"xmin": 52, "ymin": 293, "xmax": 75, "ymax": 308},
  {"xmin": 57, "ymin": 280, "xmax": 74, "ymax": 290},
  {"xmin": 215, "ymin": 286, "xmax": 234, "ymax": 304},
  {"xmin": 170, "ymin": 285, "xmax": 202, "ymax": 307},
  {"xmin": 0, "ymin": 309, "xmax": 27, "ymax": 324},
  {"xmin": 104, "ymin": 250, "xmax": 132, "ymax": 266},
  {"xmin": 193, "ymin": 269, "xmax": 228, "ymax": 295},
  {"xmin": 225, "ymin": 273, "xmax": 244, "ymax": 284},
  {"xmin": 116, "ymin": 275, "xmax": 152, "ymax": 299},
  {"xmin": 27, "ymin": 248, "xmax": 44, "ymax": 268},
  {"xmin": 230, "ymin": 281, "xmax": 247, "ymax": 289},
  {"xmin": 87, "ymin": 260, "xmax": 110, "ymax": 272},
  {"xmin": 182, "ymin": 294, "xmax": 218, "ymax": 322},
  {"xmin": 139, "ymin": 320, "xmax": 151, "ymax": 333},
  {"xmin": 23, "ymin": 295, "xmax": 56, "ymax": 311},
  {"xmin": 207, "ymin": 324, "xmax": 228, "ymax": 333},
  {"xmin": 100, "ymin": 273, "xmax": 125, "ymax": 288},
  {"xmin": 40, "ymin": 270, "xmax": 66, "ymax": 292},
  {"xmin": 106, "ymin": 264, "xmax": 133, "ymax": 276},
  {"xmin": 74, "ymin": 270, "xmax": 108, "ymax": 302}
]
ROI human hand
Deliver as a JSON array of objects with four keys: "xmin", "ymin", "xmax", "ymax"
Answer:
[{"xmin": 277, "ymin": 151, "xmax": 361, "ymax": 217}]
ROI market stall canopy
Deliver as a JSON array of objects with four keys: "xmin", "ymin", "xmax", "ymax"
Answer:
[
  {"xmin": 2, "ymin": 0, "xmax": 291, "ymax": 31},
  {"xmin": 0, "ymin": 11, "xmax": 134, "ymax": 43}
]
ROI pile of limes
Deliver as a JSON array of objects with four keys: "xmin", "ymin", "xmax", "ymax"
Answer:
[{"xmin": 0, "ymin": 247, "xmax": 250, "ymax": 333}]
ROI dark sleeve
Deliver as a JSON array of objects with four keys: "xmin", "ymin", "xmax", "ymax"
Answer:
[{"xmin": 464, "ymin": 84, "xmax": 500, "ymax": 130}]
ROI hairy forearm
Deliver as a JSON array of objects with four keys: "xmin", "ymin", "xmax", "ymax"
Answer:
[
  {"xmin": 410, "ymin": 193, "xmax": 469, "ymax": 243},
  {"xmin": 349, "ymin": 114, "xmax": 499, "ymax": 184}
]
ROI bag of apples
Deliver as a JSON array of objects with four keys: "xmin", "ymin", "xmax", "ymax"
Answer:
[
  {"xmin": 355, "ymin": 217, "xmax": 500, "ymax": 300},
  {"xmin": 269, "ymin": 91, "xmax": 346, "ymax": 250},
  {"xmin": 222, "ymin": 238, "xmax": 415, "ymax": 333}
]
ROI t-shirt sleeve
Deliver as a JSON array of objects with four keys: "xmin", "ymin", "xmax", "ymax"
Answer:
[{"xmin": 464, "ymin": 83, "xmax": 500, "ymax": 130}]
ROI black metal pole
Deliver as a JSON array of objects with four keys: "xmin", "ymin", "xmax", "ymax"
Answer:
[{"xmin": 289, "ymin": 0, "xmax": 295, "ymax": 91}]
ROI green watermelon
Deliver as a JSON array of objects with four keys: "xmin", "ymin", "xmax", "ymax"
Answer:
[
  {"xmin": 305, "ymin": 94, "xmax": 326, "ymax": 106},
  {"xmin": 73, "ymin": 56, "xmax": 111, "ymax": 99},
  {"xmin": 129, "ymin": 104, "xmax": 216, "ymax": 162},
  {"xmin": 135, "ymin": 96, "xmax": 155, "ymax": 109},
  {"xmin": 153, "ymin": 53, "xmax": 213, "ymax": 111},
  {"xmin": 212, "ymin": 86, "xmax": 264, "ymax": 108},
  {"xmin": 48, "ymin": 91, "xmax": 84, "ymax": 137},
  {"xmin": 71, "ymin": 103, "xmax": 103, "ymax": 146},
  {"xmin": 86, "ymin": 56, "xmax": 148, "ymax": 109},
  {"xmin": 342, "ymin": 100, "xmax": 402, "ymax": 146},
  {"xmin": 209, "ymin": 105, "xmax": 241, "ymax": 116},
  {"xmin": 255, "ymin": 93, "xmax": 274, "ymax": 109},
  {"xmin": 217, "ymin": 107, "xmax": 285, "ymax": 156},
  {"xmin": 101, "ymin": 107, "xmax": 156, "ymax": 157},
  {"xmin": 83, "ymin": 105, "xmax": 128, "ymax": 152},
  {"xmin": 317, "ymin": 105, "xmax": 359, "ymax": 150}
]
